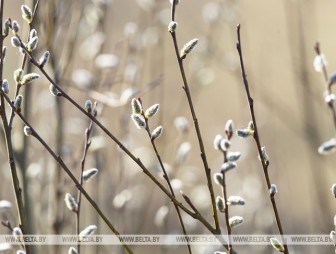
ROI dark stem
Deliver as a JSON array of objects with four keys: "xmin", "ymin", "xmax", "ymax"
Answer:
[
  {"xmin": 0, "ymin": 1, "xmax": 30, "ymax": 253},
  {"xmin": 143, "ymin": 115, "xmax": 192, "ymax": 254},
  {"xmin": 236, "ymin": 24, "xmax": 289, "ymax": 254},
  {"xmin": 169, "ymin": 1, "xmax": 220, "ymax": 233},
  {"xmin": 76, "ymin": 107, "xmax": 96, "ymax": 253},
  {"xmin": 221, "ymin": 151, "xmax": 232, "ymax": 253}
]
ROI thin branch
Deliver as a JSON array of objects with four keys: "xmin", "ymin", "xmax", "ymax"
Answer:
[
  {"xmin": 169, "ymin": 0, "xmax": 220, "ymax": 233},
  {"xmin": 143, "ymin": 111, "xmax": 192, "ymax": 254},
  {"xmin": 0, "ymin": 1, "xmax": 30, "ymax": 253},
  {"xmin": 314, "ymin": 42, "xmax": 336, "ymax": 131},
  {"xmin": 76, "ymin": 104, "xmax": 97, "ymax": 253},
  {"xmin": 236, "ymin": 24, "xmax": 289, "ymax": 254},
  {"xmin": 221, "ymin": 150, "xmax": 232, "ymax": 253}
]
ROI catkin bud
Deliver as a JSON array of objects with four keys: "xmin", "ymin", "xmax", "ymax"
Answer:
[
  {"xmin": 21, "ymin": 5, "xmax": 33, "ymax": 23},
  {"xmin": 68, "ymin": 247, "xmax": 78, "ymax": 254},
  {"xmin": 216, "ymin": 196, "xmax": 225, "ymax": 212},
  {"xmin": 229, "ymin": 216, "xmax": 243, "ymax": 228},
  {"xmin": 180, "ymin": 38, "xmax": 198, "ymax": 59},
  {"xmin": 83, "ymin": 168, "xmax": 98, "ymax": 182},
  {"xmin": 13, "ymin": 227, "xmax": 23, "ymax": 237},
  {"xmin": 213, "ymin": 173, "xmax": 223, "ymax": 186},
  {"xmin": 79, "ymin": 225, "xmax": 97, "ymax": 240},
  {"xmin": 49, "ymin": 84, "xmax": 61, "ymax": 96},
  {"xmin": 236, "ymin": 128, "xmax": 251, "ymax": 138},
  {"xmin": 174, "ymin": 116, "xmax": 189, "ymax": 133},
  {"xmin": 213, "ymin": 134, "xmax": 223, "ymax": 150},
  {"xmin": 168, "ymin": 21, "xmax": 177, "ymax": 33},
  {"xmin": 14, "ymin": 95, "xmax": 23, "ymax": 111},
  {"xmin": 258, "ymin": 146, "xmax": 269, "ymax": 164},
  {"xmin": 131, "ymin": 98, "xmax": 142, "ymax": 114},
  {"xmin": 27, "ymin": 36, "xmax": 38, "ymax": 52},
  {"xmin": 270, "ymin": 238, "xmax": 285, "ymax": 252},
  {"xmin": 14, "ymin": 69, "xmax": 24, "ymax": 83},
  {"xmin": 325, "ymin": 93, "xmax": 335, "ymax": 104},
  {"xmin": 131, "ymin": 114, "xmax": 145, "ymax": 129},
  {"xmin": 151, "ymin": 126, "xmax": 163, "ymax": 140},
  {"xmin": 227, "ymin": 196, "xmax": 245, "ymax": 206},
  {"xmin": 269, "ymin": 184, "xmax": 277, "ymax": 196},
  {"xmin": 2, "ymin": 79, "xmax": 9, "ymax": 94},
  {"xmin": 331, "ymin": 184, "xmax": 336, "ymax": 198},
  {"xmin": 3, "ymin": 19, "xmax": 10, "ymax": 37},
  {"xmin": 221, "ymin": 162, "xmax": 236, "ymax": 173},
  {"xmin": 144, "ymin": 104, "xmax": 160, "ymax": 118},
  {"xmin": 20, "ymin": 73, "xmax": 40, "ymax": 85},
  {"xmin": 11, "ymin": 20, "xmax": 20, "ymax": 34},
  {"xmin": 29, "ymin": 29, "xmax": 37, "ymax": 40},
  {"xmin": 11, "ymin": 37, "xmax": 21, "ymax": 47},
  {"xmin": 247, "ymin": 121, "xmax": 254, "ymax": 133},
  {"xmin": 64, "ymin": 193, "xmax": 78, "ymax": 212},
  {"xmin": 13, "ymin": 227, "xmax": 23, "ymax": 242},
  {"xmin": 225, "ymin": 119, "xmax": 234, "ymax": 139},
  {"xmin": 23, "ymin": 126, "xmax": 32, "ymax": 136},
  {"xmin": 175, "ymin": 142, "xmax": 191, "ymax": 164},
  {"xmin": 227, "ymin": 151, "xmax": 241, "ymax": 162},
  {"xmin": 85, "ymin": 100, "xmax": 92, "ymax": 113},
  {"xmin": 220, "ymin": 139, "xmax": 231, "ymax": 151},
  {"xmin": 39, "ymin": 51, "xmax": 50, "ymax": 68},
  {"xmin": 318, "ymin": 138, "xmax": 336, "ymax": 155},
  {"xmin": 313, "ymin": 54, "xmax": 327, "ymax": 72}
]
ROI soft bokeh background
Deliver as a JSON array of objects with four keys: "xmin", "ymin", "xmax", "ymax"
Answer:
[{"xmin": 1, "ymin": 0, "xmax": 336, "ymax": 254}]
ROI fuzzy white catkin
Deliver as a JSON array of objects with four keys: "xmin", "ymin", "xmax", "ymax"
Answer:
[
  {"xmin": 68, "ymin": 247, "xmax": 78, "ymax": 254},
  {"xmin": 64, "ymin": 193, "xmax": 78, "ymax": 212},
  {"xmin": 79, "ymin": 225, "xmax": 97, "ymax": 240},
  {"xmin": 229, "ymin": 216, "xmax": 243, "ymax": 228},
  {"xmin": 83, "ymin": 168, "xmax": 99, "ymax": 182}
]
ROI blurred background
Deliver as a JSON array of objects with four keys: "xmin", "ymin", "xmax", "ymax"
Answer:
[{"xmin": 1, "ymin": 0, "xmax": 336, "ymax": 253}]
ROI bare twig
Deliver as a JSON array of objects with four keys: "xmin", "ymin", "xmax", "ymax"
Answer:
[
  {"xmin": 221, "ymin": 150, "xmax": 232, "ymax": 253},
  {"xmin": 314, "ymin": 42, "xmax": 336, "ymax": 131},
  {"xmin": 169, "ymin": 0, "xmax": 220, "ymax": 233},
  {"xmin": 76, "ymin": 104, "xmax": 97, "ymax": 253},
  {"xmin": 236, "ymin": 24, "xmax": 289, "ymax": 254},
  {"xmin": 142, "ymin": 107, "xmax": 192, "ymax": 254},
  {"xmin": 0, "ymin": 1, "xmax": 30, "ymax": 253}
]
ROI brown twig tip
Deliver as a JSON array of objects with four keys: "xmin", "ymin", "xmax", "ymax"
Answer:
[{"xmin": 314, "ymin": 42, "xmax": 320, "ymax": 54}]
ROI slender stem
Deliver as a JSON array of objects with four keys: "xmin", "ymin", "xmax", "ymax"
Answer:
[
  {"xmin": 236, "ymin": 24, "xmax": 289, "ymax": 254},
  {"xmin": 314, "ymin": 42, "xmax": 336, "ymax": 131},
  {"xmin": 221, "ymin": 151, "xmax": 232, "ymax": 253},
  {"xmin": 76, "ymin": 107, "xmax": 96, "ymax": 253},
  {"xmin": 143, "ymin": 115, "xmax": 192, "ymax": 254},
  {"xmin": 169, "ymin": 1, "xmax": 220, "ymax": 233},
  {"xmin": 0, "ymin": 1, "xmax": 30, "ymax": 253}
]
